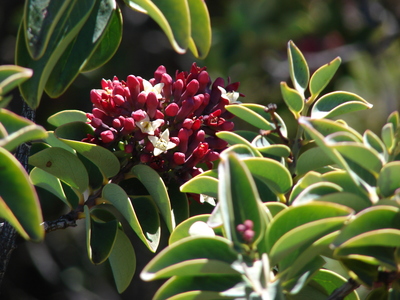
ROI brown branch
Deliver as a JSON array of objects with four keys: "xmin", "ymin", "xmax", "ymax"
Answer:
[{"xmin": 327, "ymin": 278, "xmax": 360, "ymax": 300}]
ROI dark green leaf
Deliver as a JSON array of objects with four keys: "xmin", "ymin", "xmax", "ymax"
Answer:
[
  {"xmin": 168, "ymin": 178, "xmax": 189, "ymax": 226},
  {"xmin": 24, "ymin": 0, "xmax": 74, "ymax": 59},
  {"xmin": 131, "ymin": 164, "xmax": 174, "ymax": 231},
  {"xmin": 29, "ymin": 147, "xmax": 89, "ymax": 192},
  {"xmin": 0, "ymin": 147, "xmax": 44, "ymax": 241},
  {"xmin": 187, "ymin": 0, "xmax": 211, "ymax": 59},
  {"xmin": 108, "ymin": 228, "xmax": 136, "ymax": 293},
  {"xmin": 296, "ymin": 147, "xmax": 335, "ymax": 176},
  {"xmin": 377, "ymin": 162, "xmax": 400, "ymax": 197}
]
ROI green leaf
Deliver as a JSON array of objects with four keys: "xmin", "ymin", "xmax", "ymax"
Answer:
[
  {"xmin": 141, "ymin": 236, "xmax": 238, "ymax": 281},
  {"xmin": 311, "ymin": 91, "xmax": 372, "ymax": 119},
  {"xmin": 251, "ymin": 136, "xmax": 291, "ymax": 157},
  {"xmin": 45, "ymin": 1, "xmax": 122, "ymax": 97},
  {"xmin": 280, "ymin": 82, "xmax": 304, "ymax": 117},
  {"xmin": 291, "ymin": 182, "xmax": 343, "ymax": 205},
  {"xmin": 0, "ymin": 65, "xmax": 32, "ymax": 97},
  {"xmin": 152, "ymin": 275, "xmax": 243, "ymax": 300},
  {"xmin": 47, "ymin": 109, "xmax": 87, "ymax": 127},
  {"xmin": 296, "ymin": 147, "xmax": 335, "ymax": 176},
  {"xmin": 333, "ymin": 205, "xmax": 400, "ymax": 247},
  {"xmin": 54, "ymin": 121, "xmax": 94, "ymax": 141},
  {"xmin": 16, "ymin": 0, "xmax": 96, "ymax": 108},
  {"xmin": 309, "ymin": 57, "xmax": 341, "ymax": 100},
  {"xmin": 365, "ymin": 287, "xmax": 389, "ymax": 300},
  {"xmin": 270, "ymin": 215, "xmax": 348, "ymax": 266},
  {"xmin": 187, "ymin": 0, "xmax": 211, "ymax": 59},
  {"xmin": 340, "ymin": 258, "xmax": 378, "ymax": 287},
  {"xmin": 87, "ymin": 207, "xmax": 118, "ymax": 264},
  {"xmin": 225, "ymin": 104, "xmax": 276, "ymax": 130},
  {"xmin": 29, "ymin": 147, "xmax": 89, "ymax": 192},
  {"xmin": 217, "ymin": 132, "xmax": 262, "ymax": 157},
  {"xmin": 23, "ymin": 0, "xmax": 74, "ymax": 59},
  {"xmin": 167, "ymin": 178, "xmax": 189, "ymax": 226},
  {"xmin": 0, "ymin": 147, "xmax": 44, "ymax": 241},
  {"xmin": 381, "ymin": 123, "xmax": 395, "ymax": 152},
  {"xmin": 0, "ymin": 108, "xmax": 47, "ymax": 151},
  {"xmin": 377, "ymin": 162, "xmax": 400, "ymax": 197},
  {"xmin": 30, "ymin": 167, "xmax": 70, "ymax": 207},
  {"xmin": 81, "ymin": 4, "xmax": 122, "ymax": 71},
  {"xmin": 387, "ymin": 111, "xmax": 399, "ymax": 132},
  {"xmin": 131, "ymin": 164, "xmax": 175, "ymax": 232},
  {"xmin": 219, "ymin": 152, "xmax": 270, "ymax": 248},
  {"xmin": 102, "ymin": 183, "xmax": 160, "ymax": 252},
  {"xmin": 169, "ymin": 214, "xmax": 211, "ymax": 244},
  {"xmin": 124, "ymin": 0, "xmax": 189, "ymax": 54},
  {"xmin": 180, "ymin": 176, "xmax": 218, "ymax": 199},
  {"xmin": 287, "ymin": 40, "xmax": 309, "ymax": 97},
  {"xmin": 108, "ymin": 228, "xmax": 136, "ymax": 293},
  {"xmin": 264, "ymin": 202, "xmax": 287, "ymax": 218},
  {"xmin": 243, "ymin": 157, "xmax": 292, "ymax": 195},
  {"xmin": 266, "ymin": 202, "xmax": 352, "ymax": 253},
  {"xmin": 56, "ymin": 138, "xmax": 119, "ymax": 178},
  {"xmin": 363, "ymin": 130, "xmax": 388, "ymax": 163}
]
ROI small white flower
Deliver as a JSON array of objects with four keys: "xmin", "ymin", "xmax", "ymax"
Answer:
[
  {"xmin": 148, "ymin": 129, "xmax": 176, "ymax": 156},
  {"xmin": 136, "ymin": 112, "xmax": 163, "ymax": 135},
  {"xmin": 188, "ymin": 221, "xmax": 215, "ymax": 237},
  {"xmin": 218, "ymin": 86, "xmax": 241, "ymax": 104},
  {"xmin": 141, "ymin": 79, "xmax": 164, "ymax": 99},
  {"xmin": 200, "ymin": 194, "xmax": 216, "ymax": 206}
]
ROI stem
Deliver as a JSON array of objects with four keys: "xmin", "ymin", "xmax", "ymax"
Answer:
[{"xmin": 327, "ymin": 278, "xmax": 360, "ymax": 300}]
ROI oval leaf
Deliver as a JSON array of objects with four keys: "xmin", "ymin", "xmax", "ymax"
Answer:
[
  {"xmin": 180, "ymin": 176, "xmax": 218, "ymax": 199},
  {"xmin": 309, "ymin": 56, "xmax": 341, "ymax": 99},
  {"xmin": 288, "ymin": 40, "xmax": 309, "ymax": 96},
  {"xmin": 280, "ymin": 81, "xmax": 304, "ymax": 116},
  {"xmin": 47, "ymin": 109, "xmax": 88, "ymax": 127}
]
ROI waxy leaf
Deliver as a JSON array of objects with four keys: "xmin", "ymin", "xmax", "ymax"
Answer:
[
  {"xmin": 0, "ymin": 109, "xmax": 47, "ymax": 151},
  {"xmin": 311, "ymin": 91, "xmax": 372, "ymax": 119},
  {"xmin": 169, "ymin": 214, "xmax": 212, "ymax": 244},
  {"xmin": 280, "ymin": 82, "xmax": 304, "ymax": 117},
  {"xmin": 0, "ymin": 147, "xmax": 44, "ymax": 241},
  {"xmin": 296, "ymin": 147, "xmax": 335, "ymax": 176},
  {"xmin": 167, "ymin": 178, "xmax": 189, "ymax": 226},
  {"xmin": 216, "ymin": 131, "xmax": 262, "ymax": 157},
  {"xmin": 309, "ymin": 57, "xmax": 341, "ymax": 100},
  {"xmin": 377, "ymin": 162, "xmax": 400, "ymax": 197},
  {"xmin": 218, "ymin": 152, "xmax": 269, "ymax": 248},
  {"xmin": 102, "ymin": 183, "xmax": 160, "ymax": 252},
  {"xmin": 291, "ymin": 182, "xmax": 343, "ymax": 205},
  {"xmin": 180, "ymin": 176, "xmax": 218, "ymax": 199},
  {"xmin": 381, "ymin": 123, "xmax": 395, "ymax": 152},
  {"xmin": 108, "ymin": 228, "xmax": 136, "ymax": 293},
  {"xmin": 363, "ymin": 130, "xmax": 388, "ymax": 163},
  {"xmin": 23, "ymin": 0, "xmax": 73, "ymax": 59},
  {"xmin": 387, "ymin": 111, "xmax": 399, "ymax": 131},
  {"xmin": 45, "ymin": 1, "xmax": 122, "ymax": 97},
  {"xmin": 153, "ymin": 275, "xmax": 243, "ymax": 300},
  {"xmin": 17, "ymin": 0, "xmax": 96, "ymax": 108},
  {"xmin": 29, "ymin": 147, "xmax": 89, "ymax": 192},
  {"xmin": 132, "ymin": 164, "xmax": 174, "ymax": 232},
  {"xmin": 187, "ymin": 0, "xmax": 211, "ymax": 59},
  {"xmin": 225, "ymin": 104, "xmax": 276, "ymax": 131},
  {"xmin": 243, "ymin": 157, "xmax": 292, "ymax": 195},
  {"xmin": 86, "ymin": 207, "xmax": 118, "ymax": 264},
  {"xmin": 288, "ymin": 40, "xmax": 309, "ymax": 97},
  {"xmin": 47, "ymin": 109, "xmax": 87, "ymax": 127},
  {"xmin": 30, "ymin": 167, "xmax": 69, "ymax": 207},
  {"xmin": 0, "ymin": 65, "xmax": 32, "ymax": 98},
  {"xmin": 252, "ymin": 136, "xmax": 291, "ymax": 157},
  {"xmin": 141, "ymin": 236, "xmax": 237, "ymax": 281}
]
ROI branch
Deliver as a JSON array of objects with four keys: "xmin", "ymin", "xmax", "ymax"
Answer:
[{"xmin": 327, "ymin": 278, "xmax": 360, "ymax": 300}]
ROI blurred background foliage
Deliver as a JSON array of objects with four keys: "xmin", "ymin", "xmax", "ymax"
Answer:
[{"xmin": 1, "ymin": 0, "xmax": 400, "ymax": 299}]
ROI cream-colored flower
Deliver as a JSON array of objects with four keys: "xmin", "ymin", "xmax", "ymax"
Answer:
[
  {"xmin": 218, "ymin": 86, "xmax": 241, "ymax": 104},
  {"xmin": 141, "ymin": 79, "xmax": 164, "ymax": 99},
  {"xmin": 148, "ymin": 129, "xmax": 176, "ymax": 156},
  {"xmin": 136, "ymin": 112, "xmax": 163, "ymax": 135}
]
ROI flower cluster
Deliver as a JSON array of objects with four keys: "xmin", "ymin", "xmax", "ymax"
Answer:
[
  {"xmin": 84, "ymin": 63, "xmax": 241, "ymax": 183},
  {"xmin": 237, "ymin": 220, "xmax": 255, "ymax": 244}
]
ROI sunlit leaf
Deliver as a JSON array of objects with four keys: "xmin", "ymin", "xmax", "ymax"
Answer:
[
  {"xmin": 280, "ymin": 82, "xmax": 304, "ymax": 117},
  {"xmin": 296, "ymin": 147, "xmax": 335, "ymax": 176},
  {"xmin": 0, "ymin": 108, "xmax": 47, "ymax": 151},
  {"xmin": 225, "ymin": 104, "xmax": 276, "ymax": 130},
  {"xmin": 169, "ymin": 214, "xmax": 211, "ymax": 244},
  {"xmin": 381, "ymin": 123, "xmax": 395, "ymax": 152},
  {"xmin": 0, "ymin": 147, "xmax": 43, "ymax": 241},
  {"xmin": 217, "ymin": 131, "xmax": 262, "ymax": 157},
  {"xmin": 187, "ymin": 0, "xmax": 211, "ymax": 59},
  {"xmin": 311, "ymin": 91, "xmax": 372, "ymax": 119},
  {"xmin": 377, "ymin": 162, "xmax": 400, "ymax": 198},
  {"xmin": 0, "ymin": 65, "xmax": 32, "ymax": 97},
  {"xmin": 287, "ymin": 40, "xmax": 309, "ymax": 97},
  {"xmin": 47, "ymin": 109, "xmax": 87, "ymax": 127},
  {"xmin": 180, "ymin": 176, "xmax": 218, "ymax": 199},
  {"xmin": 309, "ymin": 57, "xmax": 341, "ymax": 100}
]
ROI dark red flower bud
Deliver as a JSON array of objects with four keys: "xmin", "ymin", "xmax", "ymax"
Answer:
[
  {"xmin": 243, "ymin": 229, "xmax": 255, "ymax": 243},
  {"xmin": 206, "ymin": 151, "xmax": 220, "ymax": 162},
  {"xmin": 161, "ymin": 73, "xmax": 173, "ymax": 99},
  {"xmin": 237, "ymin": 224, "xmax": 246, "ymax": 232},
  {"xmin": 182, "ymin": 118, "xmax": 194, "ymax": 129},
  {"xmin": 165, "ymin": 103, "xmax": 179, "ymax": 117},
  {"xmin": 198, "ymin": 70, "xmax": 210, "ymax": 93},
  {"xmin": 146, "ymin": 92, "xmax": 159, "ymax": 118},
  {"xmin": 140, "ymin": 153, "xmax": 151, "ymax": 163},
  {"xmin": 137, "ymin": 92, "xmax": 147, "ymax": 108},
  {"xmin": 176, "ymin": 98, "xmax": 195, "ymax": 122},
  {"xmin": 124, "ymin": 144, "xmax": 134, "ymax": 153},
  {"xmin": 170, "ymin": 137, "xmax": 180, "ymax": 145},
  {"xmin": 244, "ymin": 220, "xmax": 254, "ymax": 230},
  {"xmin": 91, "ymin": 118, "xmax": 103, "ymax": 128},
  {"xmin": 173, "ymin": 152, "xmax": 186, "ymax": 165},
  {"xmin": 182, "ymin": 79, "xmax": 199, "ymax": 100},
  {"xmin": 90, "ymin": 90, "xmax": 102, "ymax": 106},
  {"xmin": 92, "ymin": 108, "xmax": 107, "ymax": 119},
  {"xmin": 155, "ymin": 110, "xmax": 164, "ymax": 119},
  {"xmin": 193, "ymin": 143, "xmax": 209, "ymax": 158},
  {"xmin": 220, "ymin": 121, "xmax": 234, "ymax": 131},
  {"xmin": 101, "ymin": 130, "xmax": 114, "ymax": 143},
  {"xmin": 112, "ymin": 118, "xmax": 122, "ymax": 129},
  {"xmin": 154, "ymin": 65, "xmax": 167, "ymax": 82},
  {"xmin": 112, "ymin": 84, "xmax": 125, "ymax": 96},
  {"xmin": 132, "ymin": 110, "xmax": 146, "ymax": 121},
  {"xmin": 127, "ymin": 75, "xmax": 140, "ymax": 101},
  {"xmin": 173, "ymin": 79, "xmax": 184, "ymax": 103},
  {"xmin": 113, "ymin": 94, "xmax": 125, "ymax": 106},
  {"xmin": 124, "ymin": 117, "xmax": 135, "ymax": 132}
]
